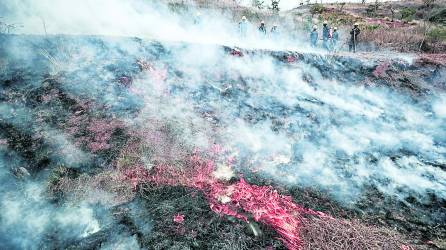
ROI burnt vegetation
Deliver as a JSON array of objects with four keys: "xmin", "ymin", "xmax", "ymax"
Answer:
[{"xmin": 1, "ymin": 0, "xmax": 446, "ymax": 247}]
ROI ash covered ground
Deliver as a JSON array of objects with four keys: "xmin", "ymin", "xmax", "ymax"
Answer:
[{"xmin": 1, "ymin": 1, "xmax": 446, "ymax": 250}]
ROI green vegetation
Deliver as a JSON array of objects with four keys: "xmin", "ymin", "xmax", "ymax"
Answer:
[
  {"xmin": 428, "ymin": 26, "xmax": 446, "ymax": 41},
  {"xmin": 423, "ymin": 0, "xmax": 437, "ymax": 8},
  {"xmin": 310, "ymin": 3, "xmax": 325, "ymax": 15},
  {"xmin": 167, "ymin": 2, "xmax": 189, "ymax": 14},
  {"xmin": 253, "ymin": 0, "xmax": 265, "ymax": 10},
  {"xmin": 366, "ymin": 4, "xmax": 377, "ymax": 17},
  {"xmin": 400, "ymin": 7, "xmax": 416, "ymax": 21},
  {"xmin": 429, "ymin": 8, "xmax": 446, "ymax": 24},
  {"xmin": 365, "ymin": 24, "xmax": 380, "ymax": 31},
  {"xmin": 241, "ymin": 9, "xmax": 261, "ymax": 22},
  {"xmin": 320, "ymin": 12, "xmax": 360, "ymax": 27},
  {"xmin": 303, "ymin": 16, "xmax": 313, "ymax": 31}
]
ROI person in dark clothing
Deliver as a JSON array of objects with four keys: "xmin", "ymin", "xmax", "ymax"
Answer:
[
  {"xmin": 322, "ymin": 21, "xmax": 330, "ymax": 50},
  {"xmin": 310, "ymin": 25, "xmax": 318, "ymax": 48},
  {"xmin": 349, "ymin": 23, "xmax": 361, "ymax": 53},
  {"xmin": 258, "ymin": 21, "xmax": 267, "ymax": 36}
]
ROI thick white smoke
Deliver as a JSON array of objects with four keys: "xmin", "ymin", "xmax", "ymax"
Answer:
[
  {"xmin": 0, "ymin": 0, "xmax": 312, "ymax": 50},
  {"xmin": 0, "ymin": 151, "xmax": 100, "ymax": 249},
  {"xmin": 125, "ymin": 40, "xmax": 446, "ymax": 203}
]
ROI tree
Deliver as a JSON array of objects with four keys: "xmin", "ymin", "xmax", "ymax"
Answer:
[
  {"xmin": 337, "ymin": 2, "xmax": 346, "ymax": 12},
  {"xmin": 252, "ymin": 0, "xmax": 265, "ymax": 9},
  {"xmin": 389, "ymin": 5, "xmax": 395, "ymax": 22},
  {"xmin": 401, "ymin": 7, "xmax": 416, "ymax": 21},
  {"xmin": 310, "ymin": 3, "xmax": 325, "ymax": 17},
  {"xmin": 366, "ymin": 4, "xmax": 376, "ymax": 17},
  {"xmin": 423, "ymin": 0, "xmax": 436, "ymax": 8},
  {"xmin": 419, "ymin": 1, "xmax": 438, "ymax": 51},
  {"xmin": 0, "ymin": 18, "xmax": 21, "ymax": 34},
  {"xmin": 374, "ymin": 0, "xmax": 380, "ymax": 13},
  {"xmin": 271, "ymin": 0, "xmax": 280, "ymax": 13}
]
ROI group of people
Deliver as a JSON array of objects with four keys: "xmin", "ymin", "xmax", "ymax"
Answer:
[
  {"xmin": 310, "ymin": 21, "xmax": 339, "ymax": 51},
  {"xmin": 311, "ymin": 21, "xmax": 361, "ymax": 52},
  {"xmin": 238, "ymin": 15, "xmax": 361, "ymax": 53},
  {"xmin": 239, "ymin": 16, "xmax": 279, "ymax": 38}
]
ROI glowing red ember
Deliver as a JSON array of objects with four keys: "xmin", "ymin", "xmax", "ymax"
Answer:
[
  {"xmin": 174, "ymin": 214, "xmax": 185, "ymax": 224},
  {"xmin": 122, "ymin": 153, "xmax": 330, "ymax": 250}
]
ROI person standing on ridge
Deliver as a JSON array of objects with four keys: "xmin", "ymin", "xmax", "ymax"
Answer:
[
  {"xmin": 310, "ymin": 25, "xmax": 318, "ymax": 48},
  {"xmin": 194, "ymin": 12, "xmax": 202, "ymax": 25},
  {"xmin": 258, "ymin": 21, "xmax": 267, "ymax": 37},
  {"xmin": 239, "ymin": 16, "xmax": 248, "ymax": 38},
  {"xmin": 270, "ymin": 24, "xmax": 279, "ymax": 39},
  {"xmin": 349, "ymin": 23, "xmax": 361, "ymax": 53},
  {"xmin": 322, "ymin": 21, "xmax": 330, "ymax": 50},
  {"xmin": 331, "ymin": 27, "xmax": 339, "ymax": 51}
]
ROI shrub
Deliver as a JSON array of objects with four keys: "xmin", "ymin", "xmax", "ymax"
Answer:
[
  {"xmin": 365, "ymin": 24, "xmax": 381, "ymax": 31},
  {"xmin": 415, "ymin": 10, "xmax": 425, "ymax": 19},
  {"xmin": 359, "ymin": 26, "xmax": 425, "ymax": 52},
  {"xmin": 310, "ymin": 3, "xmax": 325, "ymax": 15},
  {"xmin": 167, "ymin": 2, "xmax": 189, "ymax": 14},
  {"xmin": 252, "ymin": 0, "xmax": 265, "ymax": 9},
  {"xmin": 240, "ymin": 10, "xmax": 261, "ymax": 21},
  {"xmin": 366, "ymin": 4, "xmax": 377, "ymax": 17},
  {"xmin": 428, "ymin": 26, "xmax": 446, "ymax": 41},
  {"xmin": 429, "ymin": 8, "xmax": 446, "ymax": 24},
  {"xmin": 400, "ymin": 7, "xmax": 416, "ymax": 21},
  {"xmin": 423, "ymin": 0, "xmax": 437, "ymax": 8},
  {"xmin": 0, "ymin": 20, "xmax": 22, "ymax": 34},
  {"xmin": 47, "ymin": 165, "xmax": 79, "ymax": 189}
]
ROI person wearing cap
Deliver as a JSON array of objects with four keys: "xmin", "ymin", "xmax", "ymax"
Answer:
[
  {"xmin": 331, "ymin": 26, "xmax": 339, "ymax": 51},
  {"xmin": 239, "ymin": 16, "xmax": 248, "ymax": 38},
  {"xmin": 322, "ymin": 21, "xmax": 330, "ymax": 50},
  {"xmin": 349, "ymin": 22, "xmax": 361, "ymax": 53},
  {"xmin": 310, "ymin": 25, "xmax": 318, "ymax": 48},
  {"xmin": 258, "ymin": 20, "xmax": 267, "ymax": 36},
  {"xmin": 194, "ymin": 12, "xmax": 202, "ymax": 25}
]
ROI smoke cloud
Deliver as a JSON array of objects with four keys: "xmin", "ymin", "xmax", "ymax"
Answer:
[{"xmin": 0, "ymin": 0, "xmax": 312, "ymax": 50}]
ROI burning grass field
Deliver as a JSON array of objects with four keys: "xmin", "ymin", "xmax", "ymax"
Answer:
[
  {"xmin": 1, "ymin": 33, "xmax": 445, "ymax": 249},
  {"xmin": 2, "ymin": 0, "xmax": 446, "ymax": 248}
]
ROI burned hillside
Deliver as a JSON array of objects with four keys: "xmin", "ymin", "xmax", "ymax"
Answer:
[{"xmin": 1, "ymin": 33, "xmax": 445, "ymax": 249}]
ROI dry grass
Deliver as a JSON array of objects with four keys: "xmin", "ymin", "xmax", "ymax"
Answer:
[
  {"xmin": 363, "ymin": 26, "xmax": 423, "ymax": 51},
  {"xmin": 163, "ymin": 0, "xmax": 243, "ymax": 10},
  {"xmin": 51, "ymin": 170, "xmax": 135, "ymax": 206},
  {"xmin": 359, "ymin": 25, "xmax": 446, "ymax": 53},
  {"xmin": 300, "ymin": 216, "xmax": 412, "ymax": 250}
]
